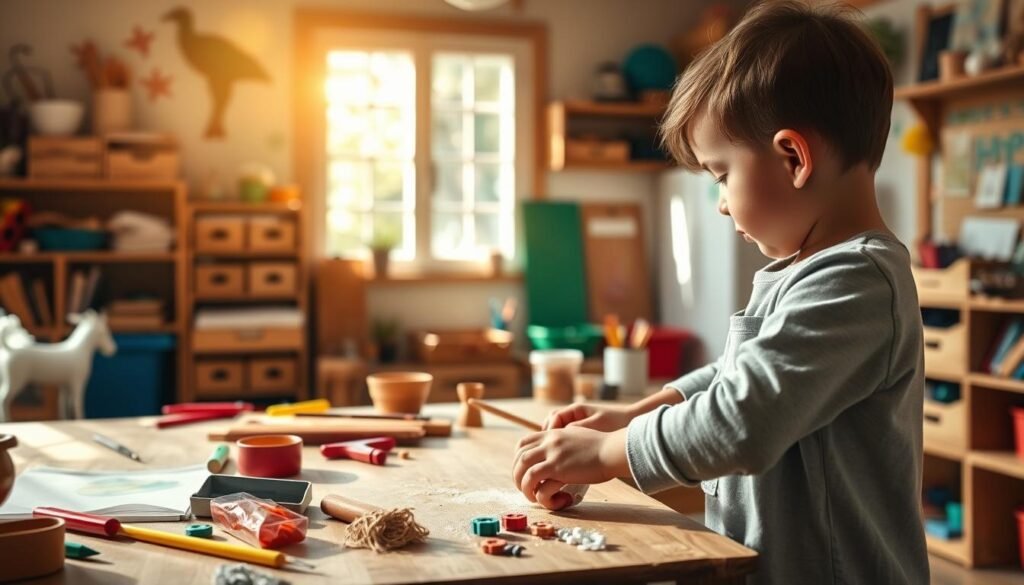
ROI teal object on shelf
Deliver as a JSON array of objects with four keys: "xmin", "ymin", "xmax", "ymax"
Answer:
[
  {"xmin": 86, "ymin": 334, "xmax": 176, "ymax": 418},
  {"xmin": 527, "ymin": 324, "xmax": 604, "ymax": 356},
  {"xmin": 623, "ymin": 44, "xmax": 677, "ymax": 92},
  {"xmin": 33, "ymin": 227, "xmax": 106, "ymax": 251},
  {"xmin": 522, "ymin": 202, "xmax": 588, "ymax": 327}
]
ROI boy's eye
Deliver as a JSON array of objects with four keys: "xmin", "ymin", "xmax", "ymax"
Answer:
[{"xmin": 714, "ymin": 174, "xmax": 728, "ymax": 186}]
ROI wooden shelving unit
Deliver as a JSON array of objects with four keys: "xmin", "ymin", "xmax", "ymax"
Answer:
[
  {"xmin": 184, "ymin": 200, "xmax": 308, "ymax": 403},
  {"xmin": 0, "ymin": 178, "xmax": 187, "ymax": 420},
  {"xmin": 902, "ymin": 50, "xmax": 1024, "ymax": 567},
  {"xmin": 547, "ymin": 99, "xmax": 672, "ymax": 172}
]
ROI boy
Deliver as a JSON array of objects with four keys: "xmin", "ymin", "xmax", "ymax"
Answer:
[{"xmin": 511, "ymin": 1, "xmax": 929, "ymax": 583}]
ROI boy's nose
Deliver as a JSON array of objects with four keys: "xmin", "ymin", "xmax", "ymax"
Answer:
[{"xmin": 717, "ymin": 196, "xmax": 729, "ymax": 216}]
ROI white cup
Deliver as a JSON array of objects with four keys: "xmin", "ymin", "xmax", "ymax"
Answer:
[{"xmin": 604, "ymin": 347, "xmax": 648, "ymax": 396}]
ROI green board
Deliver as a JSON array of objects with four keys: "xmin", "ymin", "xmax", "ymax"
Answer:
[{"xmin": 522, "ymin": 201, "xmax": 588, "ymax": 327}]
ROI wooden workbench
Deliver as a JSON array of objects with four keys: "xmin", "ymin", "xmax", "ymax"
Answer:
[{"xmin": 0, "ymin": 399, "xmax": 756, "ymax": 584}]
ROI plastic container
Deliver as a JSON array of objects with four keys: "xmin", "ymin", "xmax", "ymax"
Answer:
[
  {"xmin": 647, "ymin": 327, "xmax": 694, "ymax": 379},
  {"xmin": 527, "ymin": 324, "xmax": 604, "ymax": 356},
  {"xmin": 530, "ymin": 349, "xmax": 583, "ymax": 402},
  {"xmin": 33, "ymin": 227, "xmax": 106, "ymax": 251},
  {"xmin": 85, "ymin": 333, "xmax": 176, "ymax": 418},
  {"xmin": 1013, "ymin": 407, "xmax": 1024, "ymax": 461}
]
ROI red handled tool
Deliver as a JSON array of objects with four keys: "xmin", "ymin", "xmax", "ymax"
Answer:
[
  {"xmin": 34, "ymin": 507, "xmax": 121, "ymax": 537},
  {"xmin": 161, "ymin": 402, "xmax": 255, "ymax": 416},
  {"xmin": 319, "ymin": 436, "xmax": 396, "ymax": 465}
]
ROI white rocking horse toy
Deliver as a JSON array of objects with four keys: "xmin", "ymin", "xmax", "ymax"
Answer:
[{"xmin": 0, "ymin": 310, "xmax": 116, "ymax": 422}]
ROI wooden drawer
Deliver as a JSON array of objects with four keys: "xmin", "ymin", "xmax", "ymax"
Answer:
[
  {"xmin": 195, "ymin": 359, "xmax": 244, "ymax": 397},
  {"xmin": 249, "ymin": 357, "xmax": 297, "ymax": 394},
  {"xmin": 913, "ymin": 259, "xmax": 969, "ymax": 307},
  {"xmin": 195, "ymin": 216, "xmax": 246, "ymax": 252},
  {"xmin": 923, "ymin": 399, "xmax": 966, "ymax": 449},
  {"xmin": 924, "ymin": 323, "xmax": 967, "ymax": 378},
  {"xmin": 195, "ymin": 264, "xmax": 245, "ymax": 298},
  {"xmin": 105, "ymin": 135, "xmax": 179, "ymax": 180},
  {"xmin": 565, "ymin": 138, "xmax": 629, "ymax": 164},
  {"xmin": 424, "ymin": 363, "xmax": 520, "ymax": 403},
  {"xmin": 28, "ymin": 137, "xmax": 103, "ymax": 179},
  {"xmin": 249, "ymin": 262, "xmax": 297, "ymax": 297},
  {"xmin": 248, "ymin": 216, "xmax": 296, "ymax": 252},
  {"xmin": 193, "ymin": 327, "xmax": 303, "ymax": 353}
]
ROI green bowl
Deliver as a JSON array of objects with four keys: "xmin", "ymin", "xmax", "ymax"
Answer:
[{"xmin": 527, "ymin": 324, "xmax": 605, "ymax": 356}]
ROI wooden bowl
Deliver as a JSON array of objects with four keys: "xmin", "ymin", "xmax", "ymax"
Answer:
[
  {"xmin": 236, "ymin": 434, "xmax": 303, "ymax": 478},
  {"xmin": 0, "ymin": 517, "xmax": 65, "ymax": 582},
  {"xmin": 367, "ymin": 372, "xmax": 433, "ymax": 414},
  {"xmin": 0, "ymin": 435, "xmax": 17, "ymax": 506}
]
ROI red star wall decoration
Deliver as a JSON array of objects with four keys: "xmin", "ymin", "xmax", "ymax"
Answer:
[
  {"xmin": 124, "ymin": 26, "xmax": 154, "ymax": 58},
  {"xmin": 141, "ymin": 68, "xmax": 172, "ymax": 101}
]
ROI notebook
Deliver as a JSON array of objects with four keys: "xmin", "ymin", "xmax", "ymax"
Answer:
[{"xmin": 0, "ymin": 465, "xmax": 208, "ymax": 521}]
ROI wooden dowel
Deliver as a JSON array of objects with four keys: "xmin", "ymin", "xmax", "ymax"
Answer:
[
  {"xmin": 466, "ymin": 398, "xmax": 542, "ymax": 431},
  {"xmin": 320, "ymin": 494, "xmax": 381, "ymax": 524}
]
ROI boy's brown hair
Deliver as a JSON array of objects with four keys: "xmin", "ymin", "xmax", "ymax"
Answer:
[{"xmin": 661, "ymin": 0, "xmax": 893, "ymax": 172}]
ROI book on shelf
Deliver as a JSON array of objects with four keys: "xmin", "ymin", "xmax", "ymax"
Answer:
[
  {"xmin": 998, "ymin": 333, "xmax": 1024, "ymax": 377},
  {"xmin": 81, "ymin": 266, "xmax": 101, "ymax": 311},
  {"xmin": 988, "ymin": 317, "xmax": 1024, "ymax": 375},
  {"xmin": 67, "ymin": 270, "xmax": 86, "ymax": 317},
  {"xmin": 0, "ymin": 273, "xmax": 37, "ymax": 329},
  {"xmin": 30, "ymin": 279, "xmax": 52, "ymax": 328}
]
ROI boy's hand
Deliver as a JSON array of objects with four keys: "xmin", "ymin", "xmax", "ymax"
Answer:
[
  {"xmin": 543, "ymin": 403, "xmax": 636, "ymax": 432},
  {"xmin": 512, "ymin": 427, "xmax": 629, "ymax": 510}
]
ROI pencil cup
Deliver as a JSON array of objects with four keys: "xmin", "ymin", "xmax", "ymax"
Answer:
[
  {"xmin": 92, "ymin": 89, "xmax": 132, "ymax": 135},
  {"xmin": 604, "ymin": 347, "xmax": 648, "ymax": 396}
]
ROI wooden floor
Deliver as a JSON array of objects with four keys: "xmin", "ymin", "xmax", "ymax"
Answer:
[{"xmin": 930, "ymin": 556, "xmax": 1024, "ymax": 585}]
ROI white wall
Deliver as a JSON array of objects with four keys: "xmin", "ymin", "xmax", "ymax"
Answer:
[{"xmin": 0, "ymin": 0, "xmax": 720, "ymax": 345}]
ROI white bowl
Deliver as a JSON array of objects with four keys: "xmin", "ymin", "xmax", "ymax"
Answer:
[{"xmin": 29, "ymin": 100, "xmax": 84, "ymax": 136}]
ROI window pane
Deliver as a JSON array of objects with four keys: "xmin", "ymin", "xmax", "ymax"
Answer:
[
  {"xmin": 328, "ymin": 161, "xmax": 371, "ymax": 210},
  {"xmin": 475, "ymin": 212, "xmax": 501, "ymax": 251},
  {"xmin": 326, "ymin": 105, "xmax": 370, "ymax": 156},
  {"xmin": 432, "ymin": 211, "xmax": 465, "ymax": 257},
  {"xmin": 327, "ymin": 51, "xmax": 368, "ymax": 71},
  {"xmin": 473, "ymin": 162, "xmax": 510, "ymax": 204},
  {"xmin": 373, "ymin": 161, "xmax": 405, "ymax": 203},
  {"xmin": 474, "ymin": 113, "xmax": 500, "ymax": 154},
  {"xmin": 432, "ymin": 111, "xmax": 463, "ymax": 157},
  {"xmin": 474, "ymin": 60, "xmax": 503, "ymax": 103},
  {"xmin": 432, "ymin": 55, "xmax": 467, "ymax": 105},
  {"xmin": 325, "ymin": 208, "xmax": 365, "ymax": 256},
  {"xmin": 371, "ymin": 53, "xmax": 414, "ymax": 105},
  {"xmin": 324, "ymin": 70, "xmax": 371, "ymax": 106},
  {"xmin": 434, "ymin": 162, "xmax": 463, "ymax": 203},
  {"xmin": 372, "ymin": 107, "xmax": 410, "ymax": 157},
  {"xmin": 371, "ymin": 211, "xmax": 406, "ymax": 250}
]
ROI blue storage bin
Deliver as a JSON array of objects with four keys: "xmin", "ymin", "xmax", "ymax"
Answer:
[{"xmin": 85, "ymin": 333, "xmax": 176, "ymax": 419}]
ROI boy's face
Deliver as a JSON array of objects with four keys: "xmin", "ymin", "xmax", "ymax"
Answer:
[{"xmin": 689, "ymin": 113, "xmax": 819, "ymax": 260}]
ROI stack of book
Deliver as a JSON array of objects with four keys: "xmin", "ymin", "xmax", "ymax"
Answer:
[
  {"xmin": 106, "ymin": 298, "xmax": 165, "ymax": 330},
  {"xmin": 0, "ymin": 273, "xmax": 52, "ymax": 331}
]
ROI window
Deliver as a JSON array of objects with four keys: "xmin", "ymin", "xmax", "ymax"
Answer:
[{"xmin": 318, "ymin": 32, "xmax": 531, "ymax": 269}]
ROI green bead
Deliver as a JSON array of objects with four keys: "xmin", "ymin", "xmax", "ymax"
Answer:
[
  {"xmin": 186, "ymin": 523, "xmax": 213, "ymax": 538},
  {"xmin": 471, "ymin": 516, "xmax": 500, "ymax": 536}
]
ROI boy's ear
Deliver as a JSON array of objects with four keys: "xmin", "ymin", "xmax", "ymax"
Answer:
[{"xmin": 772, "ymin": 129, "xmax": 813, "ymax": 189}]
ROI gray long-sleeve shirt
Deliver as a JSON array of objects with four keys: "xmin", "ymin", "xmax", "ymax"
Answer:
[{"xmin": 627, "ymin": 231, "xmax": 929, "ymax": 585}]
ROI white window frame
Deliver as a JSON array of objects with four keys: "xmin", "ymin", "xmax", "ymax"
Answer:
[{"xmin": 310, "ymin": 27, "xmax": 535, "ymax": 275}]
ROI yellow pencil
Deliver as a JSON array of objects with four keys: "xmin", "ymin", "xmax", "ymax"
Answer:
[
  {"xmin": 119, "ymin": 525, "xmax": 312, "ymax": 569},
  {"xmin": 266, "ymin": 398, "xmax": 331, "ymax": 417}
]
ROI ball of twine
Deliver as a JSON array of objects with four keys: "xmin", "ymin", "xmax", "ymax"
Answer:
[{"xmin": 343, "ymin": 508, "xmax": 429, "ymax": 553}]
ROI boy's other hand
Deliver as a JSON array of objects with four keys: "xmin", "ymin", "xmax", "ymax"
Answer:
[
  {"xmin": 543, "ymin": 403, "xmax": 635, "ymax": 432},
  {"xmin": 512, "ymin": 426, "xmax": 629, "ymax": 509}
]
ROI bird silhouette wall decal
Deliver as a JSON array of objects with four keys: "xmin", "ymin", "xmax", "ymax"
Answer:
[{"xmin": 162, "ymin": 6, "xmax": 270, "ymax": 139}]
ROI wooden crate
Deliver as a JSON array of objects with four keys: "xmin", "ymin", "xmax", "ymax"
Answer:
[
  {"xmin": 249, "ymin": 357, "xmax": 297, "ymax": 394},
  {"xmin": 565, "ymin": 138, "xmax": 629, "ymax": 164},
  {"xmin": 924, "ymin": 323, "xmax": 967, "ymax": 379},
  {"xmin": 924, "ymin": 399, "xmax": 966, "ymax": 450},
  {"xmin": 248, "ymin": 216, "xmax": 296, "ymax": 252},
  {"xmin": 28, "ymin": 137, "xmax": 103, "ymax": 179},
  {"xmin": 195, "ymin": 216, "xmax": 246, "ymax": 252},
  {"xmin": 249, "ymin": 262, "xmax": 297, "ymax": 297},
  {"xmin": 410, "ymin": 329, "xmax": 513, "ymax": 364},
  {"xmin": 195, "ymin": 359, "xmax": 245, "ymax": 397},
  {"xmin": 195, "ymin": 264, "xmax": 245, "ymax": 297},
  {"xmin": 105, "ymin": 134, "xmax": 179, "ymax": 180},
  {"xmin": 913, "ymin": 259, "xmax": 970, "ymax": 307}
]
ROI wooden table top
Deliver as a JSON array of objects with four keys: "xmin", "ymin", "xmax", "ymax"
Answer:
[{"xmin": 0, "ymin": 399, "xmax": 756, "ymax": 585}]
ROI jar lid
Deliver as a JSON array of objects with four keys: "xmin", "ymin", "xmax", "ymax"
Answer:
[{"xmin": 529, "ymin": 349, "xmax": 584, "ymax": 365}]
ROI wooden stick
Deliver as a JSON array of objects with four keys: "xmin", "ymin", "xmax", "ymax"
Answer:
[{"xmin": 466, "ymin": 398, "xmax": 541, "ymax": 431}]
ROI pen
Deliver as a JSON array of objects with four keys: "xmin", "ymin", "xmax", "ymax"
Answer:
[{"xmin": 92, "ymin": 433, "xmax": 143, "ymax": 463}]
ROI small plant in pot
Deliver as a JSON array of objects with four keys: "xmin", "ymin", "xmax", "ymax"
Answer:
[
  {"xmin": 367, "ymin": 228, "xmax": 399, "ymax": 279},
  {"xmin": 372, "ymin": 317, "xmax": 400, "ymax": 364}
]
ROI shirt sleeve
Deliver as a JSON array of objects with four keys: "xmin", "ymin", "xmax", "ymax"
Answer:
[
  {"xmin": 663, "ymin": 359, "xmax": 721, "ymax": 401},
  {"xmin": 626, "ymin": 250, "xmax": 897, "ymax": 494}
]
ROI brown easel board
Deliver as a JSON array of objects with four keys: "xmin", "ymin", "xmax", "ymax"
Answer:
[{"xmin": 580, "ymin": 203, "xmax": 652, "ymax": 323}]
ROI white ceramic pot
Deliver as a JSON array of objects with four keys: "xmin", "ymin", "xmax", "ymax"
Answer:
[{"xmin": 28, "ymin": 100, "xmax": 84, "ymax": 136}]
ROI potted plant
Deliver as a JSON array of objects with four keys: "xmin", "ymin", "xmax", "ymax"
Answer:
[
  {"xmin": 371, "ymin": 317, "xmax": 400, "ymax": 364},
  {"xmin": 367, "ymin": 228, "xmax": 399, "ymax": 279}
]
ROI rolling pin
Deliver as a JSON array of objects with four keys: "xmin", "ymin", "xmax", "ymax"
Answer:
[{"xmin": 320, "ymin": 495, "xmax": 381, "ymax": 523}]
